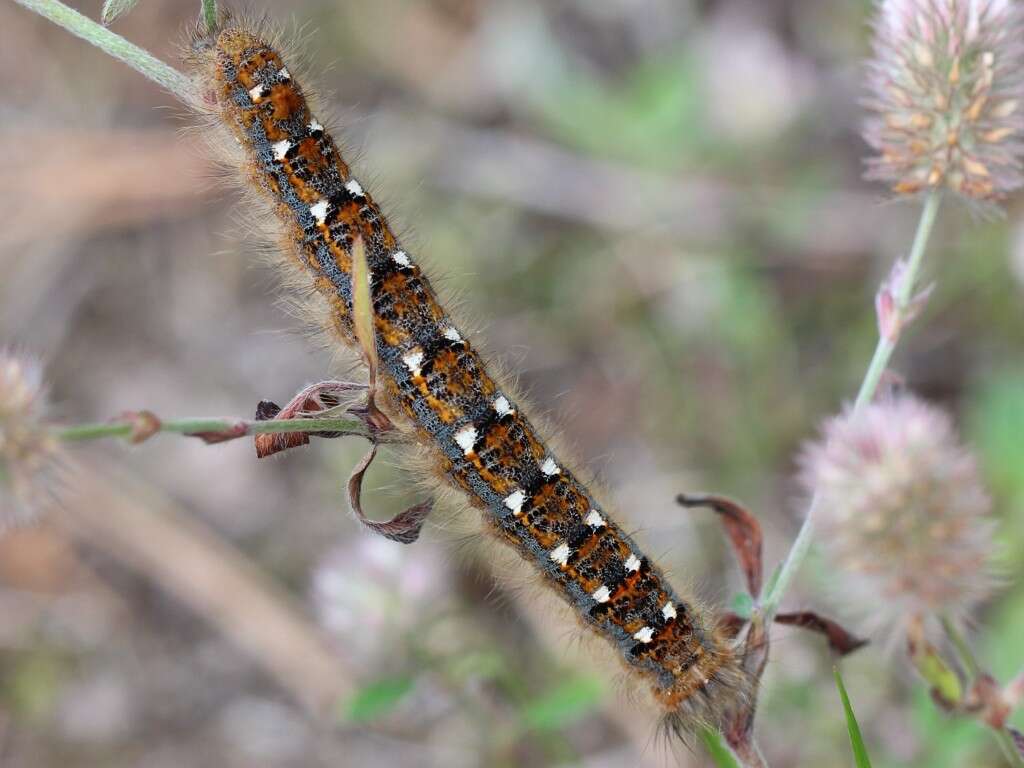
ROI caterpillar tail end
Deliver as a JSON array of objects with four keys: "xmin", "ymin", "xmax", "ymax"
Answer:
[{"xmin": 656, "ymin": 618, "xmax": 750, "ymax": 741}]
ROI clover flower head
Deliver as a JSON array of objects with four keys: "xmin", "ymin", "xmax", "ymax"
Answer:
[
  {"xmin": 864, "ymin": 0, "xmax": 1024, "ymax": 204},
  {"xmin": 800, "ymin": 394, "xmax": 995, "ymax": 635}
]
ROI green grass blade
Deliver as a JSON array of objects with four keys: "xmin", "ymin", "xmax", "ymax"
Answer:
[
  {"xmin": 834, "ymin": 666, "xmax": 874, "ymax": 768},
  {"xmin": 700, "ymin": 728, "xmax": 742, "ymax": 768}
]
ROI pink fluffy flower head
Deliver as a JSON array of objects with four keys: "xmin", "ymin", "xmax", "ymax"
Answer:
[
  {"xmin": 800, "ymin": 395, "xmax": 995, "ymax": 636},
  {"xmin": 864, "ymin": 0, "xmax": 1024, "ymax": 203}
]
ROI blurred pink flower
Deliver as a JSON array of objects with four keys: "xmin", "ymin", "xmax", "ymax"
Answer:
[
  {"xmin": 311, "ymin": 536, "xmax": 449, "ymax": 663},
  {"xmin": 0, "ymin": 349, "xmax": 61, "ymax": 527},
  {"xmin": 800, "ymin": 394, "xmax": 995, "ymax": 636}
]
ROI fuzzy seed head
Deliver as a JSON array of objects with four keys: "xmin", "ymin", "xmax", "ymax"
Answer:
[
  {"xmin": 0, "ymin": 351, "xmax": 61, "ymax": 527},
  {"xmin": 800, "ymin": 395, "xmax": 994, "ymax": 634},
  {"xmin": 864, "ymin": 0, "xmax": 1024, "ymax": 203}
]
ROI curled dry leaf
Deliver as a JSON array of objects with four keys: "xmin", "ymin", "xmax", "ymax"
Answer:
[
  {"xmin": 676, "ymin": 491, "xmax": 867, "ymax": 764},
  {"xmin": 676, "ymin": 493, "xmax": 763, "ymax": 596},
  {"xmin": 347, "ymin": 444, "xmax": 432, "ymax": 545},
  {"xmin": 253, "ymin": 380, "xmax": 362, "ymax": 458},
  {"xmin": 774, "ymin": 612, "xmax": 869, "ymax": 656}
]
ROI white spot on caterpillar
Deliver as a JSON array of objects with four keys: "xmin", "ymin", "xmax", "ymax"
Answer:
[
  {"xmin": 633, "ymin": 626, "xmax": 655, "ymax": 643},
  {"xmin": 503, "ymin": 489, "xmax": 526, "ymax": 515},
  {"xmin": 662, "ymin": 602, "xmax": 677, "ymax": 620},
  {"xmin": 625, "ymin": 554, "xmax": 641, "ymax": 573},
  {"xmin": 248, "ymin": 83, "xmax": 268, "ymax": 102},
  {"xmin": 592, "ymin": 585, "xmax": 611, "ymax": 603},
  {"xmin": 443, "ymin": 327, "xmax": 464, "ymax": 344},
  {"xmin": 278, "ymin": 67, "xmax": 291, "ymax": 81},
  {"xmin": 549, "ymin": 543, "xmax": 570, "ymax": 566},
  {"xmin": 309, "ymin": 199, "xmax": 329, "ymax": 225},
  {"xmin": 585, "ymin": 510, "xmax": 605, "ymax": 528},
  {"xmin": 272, "ymin": 140, "xmax": 291, "ymax": 161},
  {"xmin": 454, "ymin": 425, "xmax": 477, "ymax": 455},
  {"xmin": 402, "ymin": 349, "xmax": 424, "ymax": 377},
  {"xmin": 308, "ymin": 119, "xmax": 324, "ymax": 134},
  {"xmin": 493, "ymin": 395, "xmax": 514, "ymax": 417},
  {"xmin": 392, "ymin": 250, "xmax": 411, "ymax": 268},
  {"xmin": 540, "ymin": 457, "xmax": 561, "ymax": 476},
  {"xmin": 345, "ymin": 178, "xmax": 365, "ymax": 197}
]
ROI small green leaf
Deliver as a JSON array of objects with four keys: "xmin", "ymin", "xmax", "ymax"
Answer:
[
  {"xmin": 101, "ymin": 0, "xmax": 142, "ymax": 25},
  {"xmin": 521, "ymin": 675, "xmax": 603, "ymax": 731},
  {"xmin": 350, "ymin": 236, "xmax": 379, "ymax": 385},
  {"xmin": 914, "ymin": 646, "xmax": 963, "ymax": 704},
  {"xmin": 908, "ymin": 618, "xmax": 963, "ymax": 704},
  {"xmin": 730, "ymin": 592, "xmax": 755, "ymax": 619},
  {"xmin": 700, "ymin": 728, "xmax": 742, "ymax": 768},
  {"xmin": 343, "ymin": 676, "xmax": 414, "ymax": 723},
  {"xmin": 834, "ymin": 666, "xmax": 874, "ymax": 768}
]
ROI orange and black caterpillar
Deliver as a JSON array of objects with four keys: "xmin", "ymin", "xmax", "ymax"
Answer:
[{"xmin": 189, "ymin": 20, "xmax": 743, "ymax": 729}]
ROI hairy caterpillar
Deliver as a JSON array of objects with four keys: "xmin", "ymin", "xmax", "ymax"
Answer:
[{"xmin": 187, "ymin": 17, "xmax": 744, "ymax": 731}]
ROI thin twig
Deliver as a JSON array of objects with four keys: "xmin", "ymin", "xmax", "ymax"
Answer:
[
  {"xmin": 761, "ymin": 190, "xmax": 942, "ymax": 619},
  {"xmin": 56, "ymin": 414, "xmax": 389, "ymax": 444}
]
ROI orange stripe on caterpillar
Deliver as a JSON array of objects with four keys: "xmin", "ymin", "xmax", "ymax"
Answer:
[{"xmin": 188, "ymin": 21, "xmax": 743, "ymax": 728}]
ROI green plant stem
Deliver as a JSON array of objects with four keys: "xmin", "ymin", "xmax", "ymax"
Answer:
[
  {"xmin": 760, "ymin": 190, "xmax": 942, "ymax": 619},
  {"xmin": 941, "ymin": 617, "xmax": 1024, "ymax": 766},
  {"xmin": 200, "ymin": 0, "xmax": 218, "ymax": 34},
  {"xmin": 57, "ymin": 416, "xmax": 381, "ymax": 444},
  {"xmin": 12, "ymin": 0, "xmax": 196, "ymax": 103},
  {"xmin": 853, "ymin": 190, "xmax": 941, "ymax": 409}
]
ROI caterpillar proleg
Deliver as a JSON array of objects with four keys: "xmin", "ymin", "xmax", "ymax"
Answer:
[{"xmin": 187, "ymin": 16, "xmax": 745, "ymax": 732}]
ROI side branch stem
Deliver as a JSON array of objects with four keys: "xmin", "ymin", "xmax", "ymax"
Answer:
[{"xmin": 56, "ymin": 415, "xmax": 384, "ymax": 444}]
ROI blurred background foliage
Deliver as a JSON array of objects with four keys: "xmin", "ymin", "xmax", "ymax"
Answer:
[{"xmin": 0, "ymin": 0, "xmax": 1022, "ymax": 765}]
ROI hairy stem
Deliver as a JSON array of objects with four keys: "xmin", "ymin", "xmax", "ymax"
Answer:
[
  {"xmin": 200, "ymin": 0, "xmax": 218, "ymax": 34},
  {"xmin": 12, "ymin": 0, "xmax": 196, "ymax": 104},
  {"xmin": 853, "ymin": 190, "xmax": 941, "ymax": 410},
  {"xmin": 56, "ymin": 415, "xmax": 383, "ymax": 444},
  {"xmin": 761, "ymin": 190, "xmax": 942, "ymax": 619}
]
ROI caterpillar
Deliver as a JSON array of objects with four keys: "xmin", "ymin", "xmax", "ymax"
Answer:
[{"xmin": 187, "ymin": 17, "xmax": 744, "ymax": 732}]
